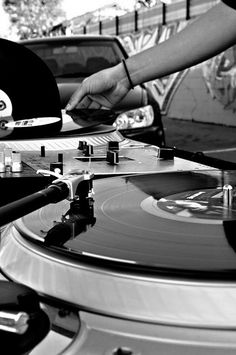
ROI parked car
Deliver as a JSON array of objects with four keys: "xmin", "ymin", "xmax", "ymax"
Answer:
[{"xmin": 20, "ymin": 35, "xmax": 165, "ymax": 146}]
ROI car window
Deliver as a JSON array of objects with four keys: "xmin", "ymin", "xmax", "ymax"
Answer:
[{"xmin": 25, "ymin": 40, "xmax": 123, "ymax": 77}]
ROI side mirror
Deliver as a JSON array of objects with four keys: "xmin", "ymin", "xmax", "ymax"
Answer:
[{"xmin": 0, "ymin": 281, "xmax": 50, "ymax": 355}]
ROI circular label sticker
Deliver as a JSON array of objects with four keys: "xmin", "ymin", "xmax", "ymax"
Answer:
[{"xmin": 0, "ymin": 89, "xmax": 12, "ymax": 117}]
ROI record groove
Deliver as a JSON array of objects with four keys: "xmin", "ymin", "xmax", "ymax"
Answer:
[{"xmin": 16, "ymin": 171, "xmax": 236, "ymax": 278}]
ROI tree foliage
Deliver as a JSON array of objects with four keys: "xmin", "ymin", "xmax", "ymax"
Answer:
[
  {"xmin": 3, "ymin": 0, "xmax": 65, "ymax": 39},
  {"xmin": 136, "ymin": 0, "xmax": 158, "ymax": 8}
]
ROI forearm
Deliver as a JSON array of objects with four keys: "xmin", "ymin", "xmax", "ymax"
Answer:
[
  {"xmin": 66, "ymin": 2, "xmax": 236, "ymax": 110},
  {"xmin": 123, "ymin": 2, "xmax": 236, "ymax": 86}
]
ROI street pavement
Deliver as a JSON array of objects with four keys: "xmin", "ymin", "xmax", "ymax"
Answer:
[{"xmin": 164, "ymin": 117, "xmax": 236, "ymax": 163}]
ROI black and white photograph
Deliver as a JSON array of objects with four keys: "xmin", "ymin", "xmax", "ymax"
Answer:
[{"xmin": 0, "ymin": 0, "xmax": 236, "ymax": 354}]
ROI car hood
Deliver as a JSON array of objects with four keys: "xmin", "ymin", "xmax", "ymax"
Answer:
[{"xmin": 58, "ymin": 82, "xmax": 148, "ymax": 111}]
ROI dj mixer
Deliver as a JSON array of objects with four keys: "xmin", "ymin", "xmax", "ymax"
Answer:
[{"xmin": 1, "ymin": 112, "xmax": 236, "ymax": 354}]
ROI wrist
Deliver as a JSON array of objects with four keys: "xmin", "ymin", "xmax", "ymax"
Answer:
[
  {"xmin": 114, "ymin": 61, "xmax": 134, "ymax": 90},
  {"xmin": 121, "ymin": 59, "xmax": 134, "ymax": 89}
]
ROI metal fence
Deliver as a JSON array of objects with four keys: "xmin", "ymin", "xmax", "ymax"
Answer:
[{"xmin": 52, "ymin": 0, "xmax": 218, "ymax": 36}]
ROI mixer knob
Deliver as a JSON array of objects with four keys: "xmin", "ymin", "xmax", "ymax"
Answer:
[
  {"xmin": 157, "ymin": 147, "xmax": 174, "ymax": 160},
  {"xmin": 58, "ymin": 153, "xmax": 63, "ymax": 163},
  {"xmin": 40, "ymin": 145, "xmax": 45, "ymax": 157},
  {"xmin": 223, "ymin": 184, "xmax": 233, "ymax": 207},
  {"xmin": 12, "ymin": 151, "xmax": 22, "ymax": 172},
  {"xmin": 84, "ymin": 144, "xmax": 94, "ymax": 156},
  {"xmin": 78, "ymin": 141, "xmax": 87, "ymax": 150},
  {"xmin": 108, "ymin": 141, "xmax": 119, "ymax": 151},
  {"xmin": 4, "ymin": 147, "xmax": 12, "ymax": 167},
  {"xmin": 107, "ymin": 150, "xmax": 119, "ymax": 165},
  {"xmin": 0, "ymin": 150, "xmax": 5, "ymax": 173}
]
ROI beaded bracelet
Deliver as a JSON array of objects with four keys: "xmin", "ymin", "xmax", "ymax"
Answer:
[{"xmin": 122, "ymin": 59, "xmax": 134, "ymax": 89}]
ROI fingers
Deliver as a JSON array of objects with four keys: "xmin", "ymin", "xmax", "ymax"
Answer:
[
  {"xmin": 66, "ymin": 93, "xmax": 104, "ymax": 111},
  {"xmin": 65, "ymin": 67, "xmax": 117, "ymax": 111},
  {"xmin": 87, "ymin": 99, "xmax": 102, "ymax": 109},
  {"xmin": 77, "ymin": 96, "xmax": 102, "ymax": 109},
  {"xmin": 65, "ymin": 84, "xmax": 104, "ymax": 111},
  {"xmin": 77, "ymin": 96, "xmax": 92, "ymax": 109},
  {"xmin": 65, "ymin": 86, "xmax": 86, "ymax": 111}
]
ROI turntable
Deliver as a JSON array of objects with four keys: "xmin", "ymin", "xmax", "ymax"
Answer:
[
  {"xmin": 1, "ymin": 169, "xmax": 236, "ymax": 354},
  {"xmin": 2, "ymin": 38, "xmax": 236, "ymax": 355}
]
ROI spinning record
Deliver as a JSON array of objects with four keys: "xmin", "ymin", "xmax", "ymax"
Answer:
[{"xmin": 17, "ymin": 170, "xmax": 236, "ymax": 279}]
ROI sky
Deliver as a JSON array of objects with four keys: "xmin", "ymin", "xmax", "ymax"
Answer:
[
  {"xmin": 62, "ymin": 0, "xmax": 135, "ymax": 19},
  {"xmin": 0, "ymin": 0, "xmax": 135, "ymax": 39}
]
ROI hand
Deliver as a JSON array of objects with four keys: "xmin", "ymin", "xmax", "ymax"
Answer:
[{"xmin": 65, "ymin": 64, "xmax": 130, "ymax": 111}]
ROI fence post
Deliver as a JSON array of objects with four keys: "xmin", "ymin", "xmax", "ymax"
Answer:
[
  {"xmin": 115, "ymin": 16, "xmax": 119, "ymax": 35},
  {"xmin": 134, "ymin": 10, "xmax": 138, "ymax": 32},
  {"xmin": 186, "ymin": 0, "xmax": 190, "ymax": 20},
  {"xmin": 99, "ymin": 21, "xmax": 102, "ymax": 35},
  {"xmin": 162, "ymin": 3, "xmax": 166, "ymax": 25}
]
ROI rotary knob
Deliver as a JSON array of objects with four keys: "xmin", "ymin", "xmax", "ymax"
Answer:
[
  {"xmin": 157, "ymin": 147, "xmax": 174, "ymax": 160},
  {"xmin": 12, "ymin": 151, "xmax": 22, "ymax": 172},
  {"xmin": 108, "ymin": 141, "xmax": 119, "ymax": 151},
  {"xmin": 78, "ymin": 141, "xmax": 87, "ymax": 150},
  {"xmin": 223, "ymin": 184, "xmax": 233, "ymax": 207},
  {"xmin": 106, "ymin": 150, "xmax": 119, "ymax": 165},
  {"xmin": 83, "ymin": 144, "xmax": 94, "ymax": 156}
]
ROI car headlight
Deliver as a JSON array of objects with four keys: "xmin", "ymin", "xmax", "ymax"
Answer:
[{"xmin": 113, "ymin": 105, "xmax": 154, "ymax": 130}]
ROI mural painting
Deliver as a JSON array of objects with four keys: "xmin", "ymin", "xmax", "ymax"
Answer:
[
  {"xmin": 201, "ymin": 47, "xmax": 236, "ymax": 112},
  {"xmin": 120, "ymin": 22, "xmax": 236, "ymax": 124},
  {"xmin": 120, "ymin": 20, "xmax": 188, "ymax": 114}
]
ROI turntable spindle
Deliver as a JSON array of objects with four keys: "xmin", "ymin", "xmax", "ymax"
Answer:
[{"xmin": 223, "ymin": 184, "xmax": 233, "ymax": 207}]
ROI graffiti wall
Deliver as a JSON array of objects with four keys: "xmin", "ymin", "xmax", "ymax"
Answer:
[{"xmin": 120, "ymin": 22, "xmax": 236, "ymax": 125}]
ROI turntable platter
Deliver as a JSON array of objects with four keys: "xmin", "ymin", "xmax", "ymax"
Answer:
[{"xmin": 16, "ymin": 170, "xmax": 236, "ymax": 279}]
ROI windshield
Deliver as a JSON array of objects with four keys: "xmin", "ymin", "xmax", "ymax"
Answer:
[{"xmin": 25, "ymin": 39, "xmax": 123, "ymax": 77}]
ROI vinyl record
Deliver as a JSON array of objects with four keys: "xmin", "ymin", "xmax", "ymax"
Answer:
[
  {"xmin": 17, "ymin": 170, "xmax": 236, "ymax": 279},
  {"xmin": 60, "ymin": 108, "xmax": 116, "ymax": 134},
  {"xmin": 0, "ymin": 39, "xmax": 117, "ymax": 140},
  {"xmin": 0, "ymin": 38, "xmax": 62, "ymax": 137}
]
